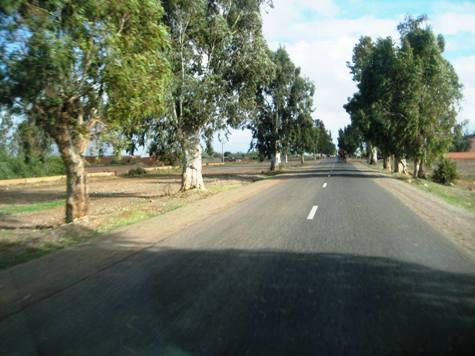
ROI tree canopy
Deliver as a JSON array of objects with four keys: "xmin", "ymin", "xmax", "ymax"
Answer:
[{"xmin": 345, "ymin": 16, "xmax": 463, "ymax": 176}]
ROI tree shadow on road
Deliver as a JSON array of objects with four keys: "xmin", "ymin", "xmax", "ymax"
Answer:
[{"xmin": 3, "ymin": 248, "xmax": 475, "ymax": 355}]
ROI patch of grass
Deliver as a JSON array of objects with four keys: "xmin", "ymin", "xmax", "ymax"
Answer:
[
  {"xmin": 360, "ymin": 160, "xmax": 475, "ymax": 214},
  {"xmin": 98, "ymin": 210, "xmax": 158, "ymax": 232},
  {"xmin": 0, "ymin": 200, "xmax": 63, "ymax": 217},
  {"xmin": 0, "ymin": 226, "xmax": 97, "ymax": 269},
  {"xmin": 0, "ymin": 179, "xmax": 251, "ymax": 269},
  {"xmin": 411, "ymin": 179, "xmax": 475, "ymax": 214}
]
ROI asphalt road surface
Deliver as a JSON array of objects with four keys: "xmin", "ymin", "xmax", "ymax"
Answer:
[{"xmin": 2, "ymin": 159, "xmax": 475, "ymax": 355}]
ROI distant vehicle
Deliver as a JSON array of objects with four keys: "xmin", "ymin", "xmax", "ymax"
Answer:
[{"xmin": 338, "ymin": 148, "xmax": 347, "ymax": 162}]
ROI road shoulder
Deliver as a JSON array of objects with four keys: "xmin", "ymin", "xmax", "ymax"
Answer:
[
  {"xmin": 352, "ymin": 161, "xmax": 475, "ymax": 260},
  {"xmin": 0, "ymin": 177, "xmax": 282, "ymax": 320}
]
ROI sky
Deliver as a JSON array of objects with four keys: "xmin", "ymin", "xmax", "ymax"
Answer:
[{"xmin": 214, "ymin": 0, "xmax": 475, "ymax": 153}]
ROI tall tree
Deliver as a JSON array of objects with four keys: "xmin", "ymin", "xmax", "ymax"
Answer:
[
  {"xmin": 450, "ymin": 121, "xmax": 472, "ymax": 152},
  {"xmin": 159, "ymin": 0, "xmax": 271, "ymax": 189},
  {"xmin": 0, "ymin": 109, "xmax": 13, "ymax": 154},
  {"xmin": 249, "ymin": 47, "xmax": 297, "ymax": 170},
  {"xmin": 15, "ymin": 120, "xmax": 51, "ymax": 163},
  {"xmin": 1, "ymin": 0, "xmax": 170, "ymax": 222},
  {"xmin": 338, "ymin": 124, "xmax": 361, "ymax": 157},
  {"xmin": 345, "ymin": 16, "xmax": 462, "ymax": 176},
  {"xmin": 397, "ymin": 16, "xmax": 462, "ymax": 177}
]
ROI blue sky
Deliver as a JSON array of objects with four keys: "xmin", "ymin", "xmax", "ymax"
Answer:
[{"xmin": 216, "ymin": 0, "xmax": 475, "ymax": 152}]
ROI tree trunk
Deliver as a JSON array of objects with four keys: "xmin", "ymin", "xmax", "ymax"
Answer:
[
  {"xmin": 270, "ymin": 151, "xmax": 281, "ymax": 171},
  {"xmin": 418, "ymin": 160, "xmax": 426, "ymax": 179},
  {"xmin": 400, "ymin": 159, "xmax": 408, "ymax": 175},
  {"xmin": 284, "ymin": 153, "xmax": 288, "ymax": 164},
  {"xmin": 300, "ymin": 153, "xmax": 304, "ymax": 164},
  {"xmin": 369, "ymin": 146, "xmax": 378, "ymax": 165},
  {"xmin": 394, "ymin": 156, "xmax": 401, "ymax": 173},
  {"xmin": 181, "ymin": 131, "xmax": 205, "ymax": 190},
  {"xmin": 394, "ymin": 157, "xmax": 408, "ymax": 175},
  {"xmin": 58, "ymin": 143, "xmax": 89, "ymax": 223},
  {"xmin": 413, "ymin": 159, "xmax": 420, "ymax": 178},
  {"xmin": 383, "ymin": 155, "xmax": 393, "ymax": 172}
]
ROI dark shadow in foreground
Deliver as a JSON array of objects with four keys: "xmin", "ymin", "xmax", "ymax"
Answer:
[{"xmin": 1, "ymin": 249, "xmax": 475, "ymax": 356}]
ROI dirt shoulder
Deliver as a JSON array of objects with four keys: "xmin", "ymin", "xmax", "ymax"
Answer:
[
  {"xmin": 0, "ymin": 176, "xmax": 282, "ymax": 320},
  {"xmin": 352, "ymin": 160, "xmax": 475, "ymax": 259}
]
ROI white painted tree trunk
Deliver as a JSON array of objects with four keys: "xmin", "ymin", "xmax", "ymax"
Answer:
[
  {"xmin": 284, "ymin": 153, "xmax": 288, "ymax": 164},
  {"xmin": 369, "ymin": 146, "xmax": 378, "ymax": 164},
  {"xmin": 182, "ymin": 132, "xmax": 205, "ymax": 191},
  {"xmin": 413, "ymin": 159, "xmax": 420, "ymax": 178},
  {"xmin": 300, "ymin": 153, "xmax": 305, "ymax": 164},
  {"xmin": 270, "ymin": 152, "xmax": 281, "ymax": 171},
  {"xmin": 400, "ymin": 159, "xmax": 408, "ymax": 175},
  {"xmin": 383, "ymin": 155, "xmax": 393, "ymax": 172},
  {"xmin": 418, "ymin": 161, "xmax": 426, "ymax": 179}
]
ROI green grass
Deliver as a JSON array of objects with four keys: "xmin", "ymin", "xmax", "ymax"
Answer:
[
  {"xmin": 361, "ymin": 160, "xmax": 475, "ymax": 214},
  {"xmin": 98, "ymin": 210, "xmax": 159, "ymax": 233},
  {"xmin": 0, "ymin": 227, "xmax": 98, "ymax": 269},
  {"xmin": 0, "ymin": 180, "xmax": 248, "ymax": 270},
  {"xmin": 411, "ymin": 179, "xmax": 475, "ymax": 214},
  {"xmin": 0, "ymin": 200, "xmax": 63, "ymax": 217}
]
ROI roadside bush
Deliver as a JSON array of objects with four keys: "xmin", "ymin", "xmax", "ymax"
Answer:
[
  {"xmin": 0, "ymin": 152, "xmax": 65, "ymax": 179},
  {"xmin": 127, "ymin": 167, "xmax": 147, "ymax": 177},
  {"xmin": 432, "ymin": 158, "xmax": 458, "ymax": 185}
]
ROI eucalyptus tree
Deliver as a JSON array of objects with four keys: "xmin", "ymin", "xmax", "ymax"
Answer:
[
  {"xmin": 345, "ymin": 17, "xmax": 462, "ymax": 176},
  {"xmin": 249, "ymin": 47, "xmax": 297, "ymax": 170},
  {"xmin": 287, "ymin": 74, "xmax": 315, "ymax": 163},
  {"xmin": 0, "ymin": 0, "xmax": 170, "ymax": 222},
  {"xmin": 16, "ymin": 120, "xmax": 51, "ymax": 164},
  {"xmin": 345, "ymin": 37, "xmax": 399, "ymax": 168},
  {"xmin": 450, "ymin": 121, "xmax": 471, "ymax": 152},
  {"xmin": 345, "ymin": 37, "xmax": 378, "ymax": 163},
  {"xmin": 320, "ymin": 129, "xmax": 336, "ymax": 156},
  {"xmin": 160, "ymin": 0, "xmax": 271, "ymax": 190},
  {"xmin": 337, "ymin": 124, "xmax": 361, "ymax": 157},
  {"xmin": 396, "ymin": 16, "xmax": 462, "ymax": 177}
]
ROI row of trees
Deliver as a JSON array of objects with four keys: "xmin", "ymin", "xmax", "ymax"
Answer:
[
  {"xmin": 1, "ymin": 1, "xmax": 332, "ymax": 222},
  {"xmin": 340, "ymin": 16, "xmax": 463, "ymax": 177},
  {"xmin": 248, "ymin": 47, "xmax": 335, "ymax": 169}
]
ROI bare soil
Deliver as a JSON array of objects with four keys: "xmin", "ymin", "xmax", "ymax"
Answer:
[
  {"xmin": 353, "ymin": 160, "xmax": 475, "ymax": 259},
  {"xmin": 0, "ymin": 161, "xmax": 303, "ymax": 268}
]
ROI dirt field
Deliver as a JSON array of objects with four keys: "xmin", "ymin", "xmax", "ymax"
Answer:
[{"xmin": 0, "ymin": 161, "xmax": 306, "ymax": 268}]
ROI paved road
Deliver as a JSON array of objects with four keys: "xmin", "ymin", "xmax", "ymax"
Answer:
[{"xmin": 1, "ymin": 159, "xmax": 475, "ymax": 355}]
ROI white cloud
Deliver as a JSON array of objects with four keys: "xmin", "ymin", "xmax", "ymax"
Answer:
[
  {"xmin": 263, "ymin": 5, "xmax": 400, "ymax": 140},
  {"xmin": 219, "ymin": 1, "xmax": 475, "ymax": 152},
  {"xmin": 453, "ymin": 55, "xmax": 475, "ymax": 131},
  {"xmin": 433, "ymin": 13, "xmax": 475, "ymax": 35}
]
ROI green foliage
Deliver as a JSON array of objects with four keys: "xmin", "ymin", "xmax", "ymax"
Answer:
[
  {"xmin": 338, "ymin": 125, "xmax": 361, "ymax": 156},
  {"xmin": 15, "ymin": 120, "xmax": 52, "ymax": 163},
  {"xmin": 250, "ymin": 47, "xmax": 318, "ymax": 160},
  {"xmin": 0, "ymin": 151, "xmax": 64, "ymax": 179},
  {"xmin": 450, "ymin": 122, "xmax": 472, "ymax": 152},
  {"xmin": 144, "ymin": 0, "xmax": 271, "ymax": 167},
  {"xmin": 345, "ymin": 16, "xmax": 463, "ymax": 168},
  {"xmin": 0, "ymin": 110, "xmax": 14, "ymax": 153},
  {"xmin": 432, "ymin": 158, "xmax": 458, "ymax": 185},
  {"xmin": 1, "ymin": 0, "xmax": 171, "ymax": 159}
]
